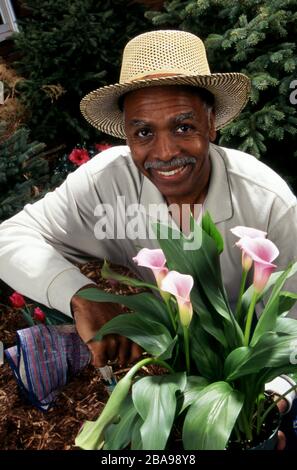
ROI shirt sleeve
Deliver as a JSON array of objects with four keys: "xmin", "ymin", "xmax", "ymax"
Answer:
[
  {"xmin": 265, "ymin": 375, "xmax": 296, "ymax": 413},
  {"xmin": 0, "ymin": 163, "xmax": 106, "ymax": 317}
]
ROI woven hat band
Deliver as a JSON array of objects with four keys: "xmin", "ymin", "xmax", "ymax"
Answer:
[
  {"xmin": 119, "ymin": 30, "xmax": 211, "ymax": 84},
  {"xmin": 125, "ymin": 71, "xmax": 189, "ymax": 82}
]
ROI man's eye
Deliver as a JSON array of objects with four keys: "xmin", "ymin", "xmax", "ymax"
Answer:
[
  {"xmin": 136, "ymin": 128, "xmax": 152, "ymax": 138},
  {"xmin": 176, "ymin": 124, "xmax": 193, "ymax": 133}
]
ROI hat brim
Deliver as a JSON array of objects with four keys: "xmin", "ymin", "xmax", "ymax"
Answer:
[{"xmin": 80, "ymin": 73, "xmax": 251, "ymax": 139}]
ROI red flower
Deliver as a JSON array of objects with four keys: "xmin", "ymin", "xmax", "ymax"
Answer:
[
  {"xmin": 68, "ymin": 148, "xmax": 90, "ymax": 166},
  {"xmin": 9, "ymin": 292, "xmax": 26, "ymax": 308},
  {"xmin": 94, "ymin": 143, "xmax": 112, "ymax": 152},
  {"xmin": 33, "ymin": 307, "xmax": 46, "ymax": 323}
]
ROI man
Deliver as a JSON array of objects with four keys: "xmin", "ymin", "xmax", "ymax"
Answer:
[{"xmin": 0, "ymin": 31, "xmax": 297, "ymax": 421}]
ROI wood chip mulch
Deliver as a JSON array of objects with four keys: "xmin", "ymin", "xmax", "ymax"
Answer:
[{"xmin": 0, "ymin": 261, "xmax": 146, "ymax": 450}]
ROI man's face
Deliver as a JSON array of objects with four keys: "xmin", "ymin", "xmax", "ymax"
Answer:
[{"xmin": 124, "ymin": 86, "xmax": 216, "ymax": 204}]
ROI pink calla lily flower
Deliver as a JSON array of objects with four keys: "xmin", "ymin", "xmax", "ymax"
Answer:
[
  {"xmin": 161, "ymin": 271, "xmax": 194, "ymax": 327},
  {"xmin": 230, "ymin": 226, "xmax": 267, "ymax": 239},
  {"xmin": 236, "ymin": 237, "xmax": 279, "ymax": 293},
  {"xmin": 133, "ymin": 248, "xmax": 168, "ymax": 287},
  {"xmin": 231, "ymin": 226, "xmax": 267, "ymax": 272}
]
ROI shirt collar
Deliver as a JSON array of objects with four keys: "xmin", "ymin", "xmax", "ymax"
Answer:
[
  {"xmin": 204, "ymin": 144, "xmax": 233, "ymax": 223},
  {"xmin": 137, "ymin": 143, "xmax": 233, "ymax": 224}
]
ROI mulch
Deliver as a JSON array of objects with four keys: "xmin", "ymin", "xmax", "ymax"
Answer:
[{"xmin": 0, "ymin": 261, "xmax": 144, "ymax": 450}]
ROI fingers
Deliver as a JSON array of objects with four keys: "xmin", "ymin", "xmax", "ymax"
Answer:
[
  {"xmin": 276, "ymin": 430, "xmax": 286, "ymax": 450},
  {"xmin": 87, "ymin": 335, "xmax": 118, "ymax": 368},
  {"xmin": 117, "ymin": 338, "xmax": 143, "ymax": 366},
  {"xmin": 118, "ymin": 336, "xmax": 131, "ymax": 366},
  {"xmin": 87, "ymin": 334, "xmax": 142, "ymax": 368},
  {"xmin": 87, "ymin": 339, "xmax": 107, "ymax": 368},
  {"xmin": 128, "ymin": 342, "xmax": 143, "ymax": 364}
]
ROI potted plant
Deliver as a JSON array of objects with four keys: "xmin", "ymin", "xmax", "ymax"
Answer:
[{"xmin": 74, "ymin": 213, "xmax": 297, "ymax": 450}]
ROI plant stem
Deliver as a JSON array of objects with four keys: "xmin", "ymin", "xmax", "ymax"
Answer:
[
  {"xmin": 126, "ymin": 357, "xmax": 175, "ymax": 381},
  {"xmin": 235, "ymin": 269, "xmax": 248, "ymax": 324},
  {"xmin": 182, "ymin": 326, "xmax": 190, "ymax": 375},
  {"xmin": 239, "ymin": 408, "xmax": 253, "ymax": 442},
  {"xmin": 233, "ymin": 423, "xmax": 242, "ymax": 442},
  {"xmin": 244, "ymin": 290, "xmax": 258, "ymax": 346},
  {"xmin": 165, "ymin": 297, "xmax": 177, "ymax": 332},
  {"xmin": 256, "ymin": 394, "xmax": 265, "ymax": 435}
]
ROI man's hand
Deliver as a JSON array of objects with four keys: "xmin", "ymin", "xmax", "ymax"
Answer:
[{"xmin": 71, "ymin": 285, "xmax": 142, "ymax": 368}]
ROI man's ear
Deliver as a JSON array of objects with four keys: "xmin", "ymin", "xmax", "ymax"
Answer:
[{"xmin": 209, "ymin": 110, "xmax": 217, "ymax": 142}]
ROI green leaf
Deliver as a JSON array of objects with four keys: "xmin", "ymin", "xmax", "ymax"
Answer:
[
  {"xmin": 78, "ymin": 288, "xmax": 172, "ymax": 331},
  {"xmin": 250, "ymin": 264, "xmax": 293, "ymax": 345},
  {"xmin": 178, "ymin": 375, "xmax": 209, "ymax": 414},
  {"xmin": 190, "ymin": 291, "xmax": 229, "ymax": 349},
  {"xmin": 202, "ymin": 211, "xmax": 224, "ymax": 254},
  {"xmin": 101, "ymin": 260, "xmax": 158, "ymax": 291},
  {"xmin": 241, "ymin": 261, "xmax": 297, "ymax": 318},
  {"xmin": 224, "ymin": 332, "xmax": 297, "ymax": 381},
  {"xmin": 94, "ymin": 313, "xmax": 175, "ymax": 359},
  {"xmin": 183, "ymin": 382, "xmax": 243, "ymax": 450},
  {"xmin": 130, "ymin": 416, "xmax": 144, "ymax": 450},
  {"xmin": 158, "ymin": 335, "xmax": 178, "ymax": 361},
  {"xmin": 278, "ymin": 291, "xmax": 297, "ymax": 316},
  {"xmin": 276, "ymin": 317, "xmax": 297, "ymax": 336},
  {"xmin": 103, "ymin": 395, "xmax": 138, "ymax": 450},
  {"xmin": 21, "ymin": 308, "xmax": 35, "ymax": 326},
  {"xmin": 190, "ymin": 314, "xmax": 224, "ymax": 380},
  {"xmin": 287, "ymin": 372, "xmax": 297, "ymax": 385},
  {"xmin": 254, "ymin": 365, "xmax": 297, "ymax": 392},
  {"xmin": 132, "ymin": 373, "xmax": 186, "ymax": 450}
]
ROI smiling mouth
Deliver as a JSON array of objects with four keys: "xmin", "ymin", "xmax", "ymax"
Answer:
[
  {"xmin": 156, "ymin": 165, "xmax": 186, "ymax": 176},
  {"xmin": 151, "ymin": 163, "xmax": 193, "ymax": 181}
]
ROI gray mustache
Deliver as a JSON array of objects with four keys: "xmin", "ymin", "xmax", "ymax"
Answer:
[{"xmin": 144, "ymin": 156, "xmax": 196, "ymax": 170}]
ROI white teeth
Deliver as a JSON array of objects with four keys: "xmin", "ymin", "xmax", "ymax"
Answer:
[{"xmin": 157, "ymin": 166, "xmax": 185, "ymax": 176}]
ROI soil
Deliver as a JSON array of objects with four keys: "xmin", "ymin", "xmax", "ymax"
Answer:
[{"xmin": 0, "ymin": 261, "xmax": 142, "ymax": 450}]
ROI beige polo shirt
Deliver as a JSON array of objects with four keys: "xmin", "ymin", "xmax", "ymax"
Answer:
[{"xmin": 0, "ymin": 143, "xmax": 296, "ymax": 317}]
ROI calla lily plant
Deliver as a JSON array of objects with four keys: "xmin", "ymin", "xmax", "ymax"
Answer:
[{"xmin": 75, "ymin": 213, "xmax": 297, "ymax": 450}]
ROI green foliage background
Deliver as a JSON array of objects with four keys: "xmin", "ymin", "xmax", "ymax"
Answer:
[
  {"xmin": 0, "ymin": 123, "xmax": 49, "ymax": 222},
  {"xmin": 0, "ymin": 121, "xmax": 101, "ymax": 223},
  {"xmin": 13, "ymin": 0, "xmax": 152, "ymax": 147}
]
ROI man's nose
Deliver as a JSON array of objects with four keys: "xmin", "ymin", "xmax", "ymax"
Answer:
[{"xmin": 153, "ymin": 132, "xmax": 178, "ymax": 162}]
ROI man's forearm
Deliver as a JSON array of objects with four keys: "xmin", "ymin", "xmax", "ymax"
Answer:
[{"xmin": 0, "ymin": 214, "xmax": 94, "ymax": 316}]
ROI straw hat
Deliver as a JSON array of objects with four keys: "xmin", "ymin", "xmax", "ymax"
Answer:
[{"xmin": 80, "ymin": 30, "xmax": 251, "ymax": 139}]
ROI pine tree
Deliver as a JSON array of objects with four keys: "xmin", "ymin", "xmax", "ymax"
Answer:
[
  {"xmin": 0, "ymin": 123, "xmax": 49, "ymax": 222},
  {"xmin": 0, "ymin": 122, "xmax": 111, "ymax": 223},
  {"xmin": 12, "ymin": 0, "xmax": 151, "ymax": 147},
  {"xmin": 147, "ymin": 0, "xmax": 297, "ymax": 192}
]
